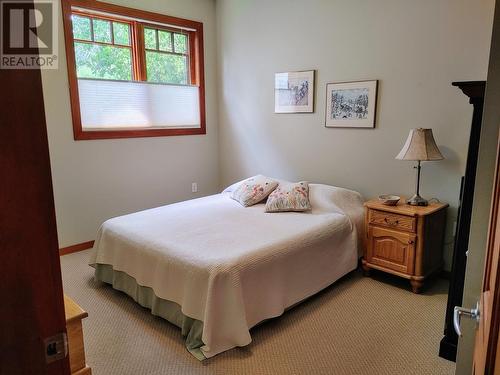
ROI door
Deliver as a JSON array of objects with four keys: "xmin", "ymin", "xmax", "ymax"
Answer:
[
  {"xmin": 367, "ymin": 226, "xmax": 416, "ymax": 274},
  {"xmin": 472, "ymin": 133, "xmax": 500, "ymax": 374},
  {"xmin": 0, "ymin": 2, "xmax": 70, "ymax": 372},
  {"xmin": 455, "ymin": 3, "xmax": 500, "ymax": 372}
]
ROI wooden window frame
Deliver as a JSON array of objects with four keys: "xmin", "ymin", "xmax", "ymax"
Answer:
[{"xmin": 61, "ymin": 0, "xmax": 206, "ymax": 140}]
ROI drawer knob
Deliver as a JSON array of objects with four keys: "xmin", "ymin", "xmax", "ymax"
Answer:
[
  {"xmin": 383, "ymin": 217, "xmax": 399, "ymax": 226},
  {"xmin": 408, "ymin": 240, "xmax": 414, "ymax": 244}
]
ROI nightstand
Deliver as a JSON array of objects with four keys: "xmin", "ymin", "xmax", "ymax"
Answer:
[
  {"xmin": 65, "ymin": 295, "xmax": 92, "ymax": 375},
  {"xmin": 361, "ymin": 199, "xmax": 448, "ymax": 293}
]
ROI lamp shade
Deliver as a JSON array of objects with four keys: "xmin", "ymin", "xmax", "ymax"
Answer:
[{"xmin": 395, "ymin": 128, "xmax": 444, "ymax": 161}]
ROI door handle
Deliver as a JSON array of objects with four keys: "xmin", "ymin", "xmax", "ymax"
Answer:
[{"xmin": 453, "ymin": 302, "xmax": 480, "ymax": 337}]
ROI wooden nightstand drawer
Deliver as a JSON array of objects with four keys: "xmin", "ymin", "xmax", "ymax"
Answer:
[
  {"xmin": 368, "ymin": 209, "xmax": 416, "ymax": 232},
  {"xmin": 366, "ymin": 226, "xmax": 416, "ymax": 274}
]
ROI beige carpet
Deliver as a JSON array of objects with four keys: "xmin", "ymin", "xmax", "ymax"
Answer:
[{"xmin": 60, "ymin": 250, "xmax": 455, "ymax": 375}]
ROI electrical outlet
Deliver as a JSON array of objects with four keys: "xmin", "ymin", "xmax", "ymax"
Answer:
[{"xmin": 192, "ymin": 182, "xmax": 198, "ymax": 193}]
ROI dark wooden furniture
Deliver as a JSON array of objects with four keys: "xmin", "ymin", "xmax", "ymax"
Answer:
[
  {"xmin": 362, "ymin": 199, "xmax": 448, "ymax": 293},
  {"xmin": 439, "ymin": 81, "xmax": 486, "ymax": 361}
]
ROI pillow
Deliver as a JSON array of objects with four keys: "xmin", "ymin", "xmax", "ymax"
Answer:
[
  {"xmin": 265, "ymin": 181, "xmax": 311, "ymax": 212},
  {"xmin": 222, "ymin": 179, "xmax": 244, "ymax": 194},
  {"xmin": 231, "ymin": 175, "xmax": 279, "ymax": 207}
]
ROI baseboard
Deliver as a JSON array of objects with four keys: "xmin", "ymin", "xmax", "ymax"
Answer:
[{"xmin": 60, "ymin": 241, "xmax": 94, "ymax": 256}]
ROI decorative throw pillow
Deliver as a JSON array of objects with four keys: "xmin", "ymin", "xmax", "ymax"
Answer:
[
  {"xmin": 231, "ymin": 175, "xmax": 279, "ymax": 207},
  {"xmin": 265, "ymin": 181, "xmax": 311, "ymax": 212}
]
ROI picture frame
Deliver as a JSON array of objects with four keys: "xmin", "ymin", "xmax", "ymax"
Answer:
[
  {"xmin": 325, "ymin": 80, "xmax": 378, "ymax": 128},
  {"xmin": 274, "ymin": 70, "xmax": 315, "ymax": 113}
]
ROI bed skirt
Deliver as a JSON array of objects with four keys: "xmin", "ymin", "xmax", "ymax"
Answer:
[{"xmin": 94, "ymin": 264, "xmax": 206, "ymax": 360}]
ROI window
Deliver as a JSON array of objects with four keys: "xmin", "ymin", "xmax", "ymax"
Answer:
[
  {"xmin": 143, "ymin": 26, "xmax": 189, "ymax": 84},
  {"xmin": 62, "ymin": 0, "xmax": 205, "ymax": 140},
  {"xmin": 72, "ymin": 15, "xmax": 133, "ymax": 81}
]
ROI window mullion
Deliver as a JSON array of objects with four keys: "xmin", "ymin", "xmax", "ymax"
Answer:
[
  {"xmin": 90, "ymin": 17, "xmax": 95, "ymax": 41},
  {"xmin": 110, "ymin": 21, "xmax": 114, "ymax": 44},
  {"xmin": 188, "ymin": 30, "xmax": 196, "ymax": 85},
  {"xmin": 132, "ymin": 21, "xmax": 147, "ymax": 81}
]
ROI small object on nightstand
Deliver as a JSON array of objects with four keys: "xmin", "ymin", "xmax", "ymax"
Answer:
[
  {"xmin": 378, "ymin": 195, "xmax": 400, "ymax": 206},
  {"xmin": 362, "ymin": 198, "xmax": 448, "ymax": 293}
]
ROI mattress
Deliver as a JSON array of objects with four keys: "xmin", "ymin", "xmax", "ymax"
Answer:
[{"xmin": 89, "ymin": 183, "xmax": 364, "ymax": 358}]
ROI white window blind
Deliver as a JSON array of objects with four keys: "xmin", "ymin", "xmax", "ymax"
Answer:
[{"xmin": 77, "ymin": 79, "xmax": 200, "ymax": 130}]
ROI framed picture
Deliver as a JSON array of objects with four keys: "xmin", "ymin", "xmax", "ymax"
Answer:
[
  {"xmin": 325, "ymin": 80, "xmax": 378, "ymax": 128},
  {"xmin": 274, "ymin": 70, "xmax": 315, "ymax": 113}
]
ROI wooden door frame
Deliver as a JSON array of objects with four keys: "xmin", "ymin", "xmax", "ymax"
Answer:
[
  {"xmin": 475, "ymin": 132, "xmax": 500, "ymax": 373},
  {"xmin": 0, "ymin": 0, "xmax": 70, "ymax": 372}
]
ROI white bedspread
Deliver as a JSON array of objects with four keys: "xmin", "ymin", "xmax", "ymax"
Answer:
[{"xmin": 89, "ymin": 183, "xmax": 364, "ymax": 358}]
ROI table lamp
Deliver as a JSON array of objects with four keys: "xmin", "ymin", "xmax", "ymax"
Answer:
[{"xmin": 396, "ymin": 128, "xmax": 444, "ymax": 206}]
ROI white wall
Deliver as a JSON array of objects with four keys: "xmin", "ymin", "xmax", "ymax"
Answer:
[
  {"xmin": 42, "ymin": 0, "xmax": 219, "ymax": 247},
  {"xmin": 216, "ymin": 0, "xmax": 495, "ymax": 270}
]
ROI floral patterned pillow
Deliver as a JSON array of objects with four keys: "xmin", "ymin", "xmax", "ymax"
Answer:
[
  {"xmin": 231, "ymin": 175, "xmax": 279, "ymax": 207},
  {"xmin": 265, "ymin": 181, "xmax": 311, "ymax": 212}
]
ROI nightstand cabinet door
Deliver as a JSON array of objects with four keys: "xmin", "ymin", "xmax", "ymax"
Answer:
[{"xmin": 366, "ymin": 226, "xmax": 416, "ymax": 274}]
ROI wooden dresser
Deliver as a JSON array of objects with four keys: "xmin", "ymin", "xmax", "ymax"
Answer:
[
  {"xmin": 64, "ymin": 295, "xmax": 91, "ymax": 375},
  {"xmin": 362, "ymin": 199, "xmax": 448, "ymax": 293}
]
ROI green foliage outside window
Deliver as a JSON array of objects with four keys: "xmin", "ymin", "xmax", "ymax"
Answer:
[
  {"xmin": 173, "ymin": 34, "xmax": 187, "ymax": 53},
  {"xmin": 93, "ymin": 19, "xmax": 111, "ymax": 43},
  {"xmin": 158, "ymin": 30, "xmax": 172, "ymax": 52},
  {"xmin": 144, "ymin": 28, "xmax": 157, "ymax": 49},
  {"xmin": 72, "ymin": 15, "xmax": 91, "ymax": 40},
  {"xmin": 75, "ymin": 42, "xmax": 132, "ymax": 81},
  {"xmin": 113, "ymin": 22, "xmax": 130, "ymax": 45},
  {"xmin": 146, "ymin": 52, "xmax": 187, "ymax": 85}
]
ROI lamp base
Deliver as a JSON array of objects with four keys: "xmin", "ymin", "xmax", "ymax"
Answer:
[{"xmin": 406, "ymin": 194, "xmax": 428, "ymax": 206}]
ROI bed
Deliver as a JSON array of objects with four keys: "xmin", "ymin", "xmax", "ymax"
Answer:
[{"xmin": 89, "ymin": 182, "xmax": 365, "ymax": 359}]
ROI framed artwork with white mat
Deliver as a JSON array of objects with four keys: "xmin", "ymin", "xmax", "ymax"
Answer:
[
  {"xmin": 275, "ymin": 70, "xmax": 315, "ymax": 113},
  {"xmin": 325, "ymin": 80, "xmax": 378, "ymax": 128}
]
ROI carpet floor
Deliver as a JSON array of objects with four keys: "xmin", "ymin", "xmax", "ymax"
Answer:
[{"xmin": 60, "ymin": 250, "xmax": 455, "ymax": 375}]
